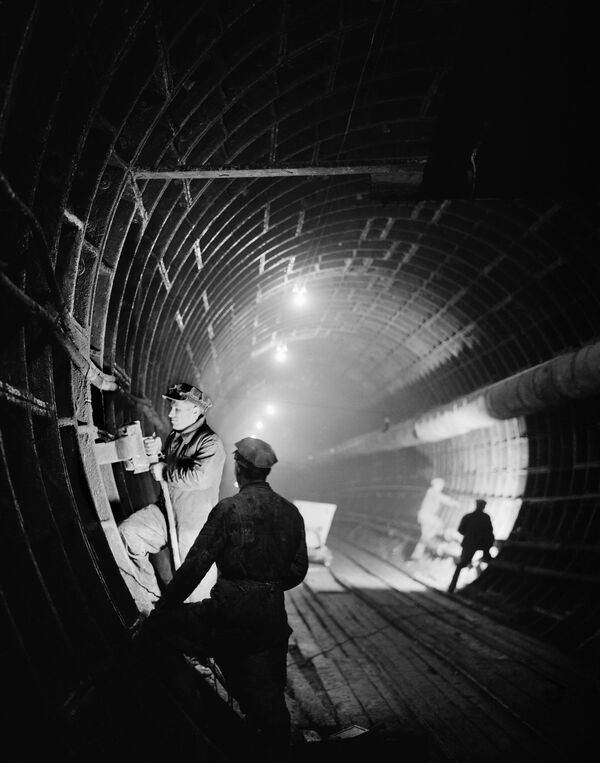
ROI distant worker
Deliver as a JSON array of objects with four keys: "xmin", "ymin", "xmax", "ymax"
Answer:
[
  {"xmin": 448, "ymin": 498, "xmax": 495, "ymax": 593},
  {"xmin": 141, "ymin": 437, "xmax": 308, "ymax": 760},
  {"xmin": 412, "ymin": 477, "xmax": 460, "ymax": 559},
  {"xmin": 119, "ymin": 382, "xmax": 225, "ymax": 611}
]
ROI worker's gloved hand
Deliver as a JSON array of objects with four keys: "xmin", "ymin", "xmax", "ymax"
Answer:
[
  {"xmin": 143, "ymin": 435, "xmax": 162, "ymax": 459},
  {"xmin": 150, "ymin": 461, "xmax": 167, "ymax": 481}
]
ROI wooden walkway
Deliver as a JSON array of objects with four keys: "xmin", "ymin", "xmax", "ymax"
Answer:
[{"xmin": 284, "ymin": 537, "xmax": 597, "ymax": 762}]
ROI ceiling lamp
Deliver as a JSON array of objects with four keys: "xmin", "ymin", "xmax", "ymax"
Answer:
[
  {"xmin": 275, "ymin": 344, "xmax": 288, "ymax": 362},
  {"xmin": 292, "ymin": 283, "xmax": 307, "ymax": 307}
]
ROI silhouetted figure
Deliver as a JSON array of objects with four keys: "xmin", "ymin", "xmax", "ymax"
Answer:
[
  {"xmin": 382, "ymin": 416, "xmax": 391, "ymax": 433},
  {"xmin": 448, "ymin": 498, "xmax": 495, "ymax": 593},
  {"xmin": 412, "ymin": 477, "xmax": 460, "ymax": 559},
  {"xmin": 139, "ymin": 437, "xmax": 308, "ymax": 761}
]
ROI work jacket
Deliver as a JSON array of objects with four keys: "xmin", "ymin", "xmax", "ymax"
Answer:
[
  {"xmin": 458, "ymin": 510, "xmax": 494, "ymax": 552},
  {"xmin": 157, "ymin": 481, "xmax": 309, "ymax": 654},
  {"xmin": 160, "ymin": 417, "xmax": 226, "ymax": 525}
]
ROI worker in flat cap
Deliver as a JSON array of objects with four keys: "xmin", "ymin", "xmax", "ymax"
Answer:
[
  {"xmin": 141, "ymin": 436, "xmax": 308, "ymax": 760},
  {"xmin": 119, "ymin": 382, "xmax": 225, "ymax": 611}
]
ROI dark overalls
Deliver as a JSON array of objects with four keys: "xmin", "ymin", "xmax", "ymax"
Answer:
[{"xmin": 141, "ymin": 481, "xmax": 309, "ymax": 752}]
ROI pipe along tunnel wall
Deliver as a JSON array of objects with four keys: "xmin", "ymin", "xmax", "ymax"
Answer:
[{"xmin": 0, "ymin": 1, "xmax": 599, "ymax": 760}]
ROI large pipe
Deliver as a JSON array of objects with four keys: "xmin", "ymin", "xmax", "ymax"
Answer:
[
  {"xmin": 484, "ymin": 341, "xmax": 600, "ymax": 418},
  {"xmin": 322, "ymin": 339, "xmax": 600, "ymax": 459}
]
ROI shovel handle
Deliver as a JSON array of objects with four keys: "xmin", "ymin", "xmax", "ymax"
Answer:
[{"xmin": 159, "ymin": 479, "xmax": 181, "ymax": 569}]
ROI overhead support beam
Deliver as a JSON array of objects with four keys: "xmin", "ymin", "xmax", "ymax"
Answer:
[
  {"xmin": 132, "ymin": 163, "xmax": 424, "ymax": 182},
  {"xmin": 321, "ymin": 339, "xmax": 600, "ymax": 460}
]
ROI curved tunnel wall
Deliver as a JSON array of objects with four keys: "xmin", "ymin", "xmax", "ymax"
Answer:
[{"xmin": 0, "ymin": 0, "xmax": 599, "ymax": 756}]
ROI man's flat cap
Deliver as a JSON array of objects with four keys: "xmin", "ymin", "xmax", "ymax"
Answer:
[
  {"xmin": 234, "ymin": 437, "xmax": 278, "ymax": 468},
  {"xmin": 163, "ymin": 383, "xmax": 212, "ymax": 410}
]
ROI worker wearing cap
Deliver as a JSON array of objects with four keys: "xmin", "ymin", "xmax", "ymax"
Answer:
[
  {"xmin": 142, "ymin": 437, "xmax": 308, "ymax": 759},
  {"xmin": 119, "ymin": 382, "xmax": 225, "ymax": 609}
]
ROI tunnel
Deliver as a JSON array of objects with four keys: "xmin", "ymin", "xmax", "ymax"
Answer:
[{"xmin": 1, "ymin": 1, "xmax": 599, "ymax": 761}]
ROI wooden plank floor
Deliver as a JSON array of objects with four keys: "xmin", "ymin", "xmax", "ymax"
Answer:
[{"xmin": 284, "ymin": 537, "xmax": 597, "ymax": 762}]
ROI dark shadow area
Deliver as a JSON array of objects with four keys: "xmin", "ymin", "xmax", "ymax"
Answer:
[
  {"xmin": 421, "ymin": 0, "xmax": 599, "ymax": 199},
  {"xmin": 291, "ymin": 729, "xmax": 430, "ymax": 761},
  {"xmin": 14, "ymin": 633, "xmax": 261, "ymax": 763}
]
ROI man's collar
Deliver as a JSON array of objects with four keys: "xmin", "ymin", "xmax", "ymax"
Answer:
[
  {"xmin": 172, "ymin": 416, "xmax": 206, "ymax": 442},
  {"xmin": 239, "ymin": 480, "xmax": 270, "ymax": 491}
]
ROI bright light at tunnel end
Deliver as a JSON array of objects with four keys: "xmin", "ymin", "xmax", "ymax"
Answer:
[
  {"xmin": 292, "ymin": 283, "xmax": 308, "ymax": 307},
  {"xmin": 275, "ymin": 343, "xmax": 288, "ymax": 362}
]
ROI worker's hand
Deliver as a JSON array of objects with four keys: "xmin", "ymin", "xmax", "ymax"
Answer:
[
  {"xmin": 150, "ymin": 461, "xmax": 167, "ymax": 482},
  {"xmin": 143, "ymin": 435, "xmax": 162, "ymax": 459}
]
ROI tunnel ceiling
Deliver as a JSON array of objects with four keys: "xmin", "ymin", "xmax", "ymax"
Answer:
[{"xmin": 1, "ymin": 0, "xmax": 598, "ymax": 460}]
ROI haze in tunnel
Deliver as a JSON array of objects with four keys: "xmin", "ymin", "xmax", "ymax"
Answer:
[{"xmin": 0, "ymin": 1, "xmax": 599, "ymax": 760}]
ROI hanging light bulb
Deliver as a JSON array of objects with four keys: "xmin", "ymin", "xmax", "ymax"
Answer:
[
  {"xmin": 275, "ymin": 344, "xmax": 288, "ymax": 362},
  {"xmin": 292, "ymin": 283, "xmax": 307, "ymax": 307}
]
